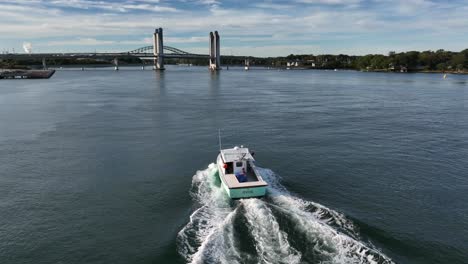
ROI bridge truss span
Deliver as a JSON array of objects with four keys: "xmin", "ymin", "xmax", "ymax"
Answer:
[{"xmin": 128, "ymin": 45, "xmax": 190, "ymax": 55}]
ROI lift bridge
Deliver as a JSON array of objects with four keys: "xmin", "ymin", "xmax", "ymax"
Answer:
[
  {"xmin": 0, "ymin": 28, "xmax": 222, "ymax": 71},
  {"xmin": 127, "ymin": 45, "xmax": 202, "ymax": 57}
]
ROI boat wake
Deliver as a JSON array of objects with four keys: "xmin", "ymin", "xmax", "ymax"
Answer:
[{"xmin": 177, "ymin": 164, "xmax": 394, "ymax": 264}]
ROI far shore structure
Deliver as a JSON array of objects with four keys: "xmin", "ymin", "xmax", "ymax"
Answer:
[{"xmin": 1, "ymin": 28, "xmax": 467, "ymax": 74}]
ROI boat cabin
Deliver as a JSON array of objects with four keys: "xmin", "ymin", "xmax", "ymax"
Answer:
[{"xmin": 219, "ymin": 147, "xmax": 260, "ymax": 183}]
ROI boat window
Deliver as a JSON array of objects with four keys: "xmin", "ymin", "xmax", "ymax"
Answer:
[
  {"xmin": 236, "ymin": 161, "xmax": 243, "ymax": 167},
  {"xmin": 226, "ymin": 163, "xmax": 233, "ymax": 174}
]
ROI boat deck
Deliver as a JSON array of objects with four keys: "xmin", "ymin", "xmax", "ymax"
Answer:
[{"xmin": 223, "ymin": 172, "xmax": 267, "ymax": 189}]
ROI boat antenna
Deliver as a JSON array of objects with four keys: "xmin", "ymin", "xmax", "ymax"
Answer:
[{"xmin": 218, "ymin": 129, "xmax": 222, "ymax": 152}]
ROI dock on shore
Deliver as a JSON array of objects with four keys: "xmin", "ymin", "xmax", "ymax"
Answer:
[{"xmin": 0, "ymin": 69, "xmax": 56, "ymax": 79}]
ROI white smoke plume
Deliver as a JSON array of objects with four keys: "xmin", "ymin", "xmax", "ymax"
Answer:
[{"xmin": 23, "ymin": 42, "xmax": 32, "ymax": 54}]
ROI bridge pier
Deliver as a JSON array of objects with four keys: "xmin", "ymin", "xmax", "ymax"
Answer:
[
  {"xmin": 209, "ymin": 31, "xmax": 221, "ymax": 71},
  {"xmin": 153, "ymin": 28, "xmax": 165, "ymax": 70}
]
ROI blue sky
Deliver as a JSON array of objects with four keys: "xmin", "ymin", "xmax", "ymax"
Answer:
[{"xmin": 0, "ymin": 0, "xmax": 467, "ymax": 56}]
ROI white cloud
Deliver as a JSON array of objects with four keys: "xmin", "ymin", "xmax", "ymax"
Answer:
[
  {"xmin": 198, "ymin": 0, "xmax": 220, "ymax": 5},
  {"xmin": 296, "ymin": 0, "xmax": 362, "ymax": 5},
  {"xmin": 133, "ymin": 0, "xmax": 160, "ymax": 3},
  {"xmin": 0, "ymin": 0, "xmax": 467, "ymax": 56},
  {"xmin": 165, "ymin": 36, "xmax": 207, "ymax": 43},
  {"xmin": 36, "ymin": 0, "xmax": 178, "ymax": 12},
  {"xmin": 254, "ymin": 3, "xmax": 294, "ymax": 10},
  {"xmin": 46, "ymin": 38, "xmax": 116, "ymax": 46},
  {"xmin": 121, "ymin": 3, "xmax": 178, "ymax": 12},
  {"xmin": 395, "ymin": 0, "xmax": 434, "ymax": 14}
]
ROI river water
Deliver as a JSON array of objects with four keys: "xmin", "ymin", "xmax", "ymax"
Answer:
[{"xmin": 0, "ymin": 66, "xmax": 467, "ymax": 264}]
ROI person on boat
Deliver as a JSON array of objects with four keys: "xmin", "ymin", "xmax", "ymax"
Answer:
[{"xmin": 236, "ymin": 168, "xmax": 248, "ymax": 183}]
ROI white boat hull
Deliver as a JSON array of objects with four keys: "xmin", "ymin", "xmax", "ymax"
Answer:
[{"xmin": 216, "ymin": 152, "xmax": 267, "ymax": 199}]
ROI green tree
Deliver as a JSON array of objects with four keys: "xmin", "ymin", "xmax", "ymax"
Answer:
[
  {"xmin": 436, "ymin": 63, "xmax": 447, "ymax": 71},
  {"xmin": 450, "ymin": 53, "xmax": 465, "ymax": 70}
]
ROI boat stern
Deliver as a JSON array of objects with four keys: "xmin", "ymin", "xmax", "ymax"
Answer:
[{"xmin": 220, "ymin": 182, "xmax": 267, "ymax": 199}]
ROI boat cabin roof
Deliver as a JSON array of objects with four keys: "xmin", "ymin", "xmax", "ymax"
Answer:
[{"xmin": 220, "ymin": 147, "xmax": 254, "ymax": 163}]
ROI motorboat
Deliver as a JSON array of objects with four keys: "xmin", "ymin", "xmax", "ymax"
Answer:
[{"xmin": 216, "ymin": 146, "xmax": 268, "ymax": 199}]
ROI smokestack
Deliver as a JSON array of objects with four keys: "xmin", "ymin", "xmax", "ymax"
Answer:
[{"xmin": 23, "ymin": 42, "xmax": 32, "ymax": 54}]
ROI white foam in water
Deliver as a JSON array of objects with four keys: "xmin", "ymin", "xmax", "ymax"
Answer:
[
  {"xmin": 177, "ymin": 164, "xmax": 241, "ymax": 263},
  {"xmin": 190, "ymin": 208, "xmax": 241, "ymax": 264},
  {"xmin": 258, "ymin": 167, "xmax": 394, "ymax": 264},
  {"xmin": 258, "ymin": 167, "xmax": 357, "ymax": 235},
  {"xmin": 178, "ymin": 164, "xmax": 394, "ymax": 264},
  {"xmin": 242, "ymin": 199, "xmax": 302, "ymax": 264}
]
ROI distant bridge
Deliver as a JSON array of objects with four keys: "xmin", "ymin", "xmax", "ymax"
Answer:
[
  {"xmin": 0, "ymin": 28, "xmax": 222, "ymax": 71},
  {"xmin": 0, "ymin": 46, "xmax": 207, "ymax": 59}
]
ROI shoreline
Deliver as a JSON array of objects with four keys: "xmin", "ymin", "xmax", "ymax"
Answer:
[
  {"xmin": 361, "ymin": 69, "xmax": 468, "ymax": 75},
  {"xmin": 3, "ymin": 64, "xmax": 468, "ymax": 75}
]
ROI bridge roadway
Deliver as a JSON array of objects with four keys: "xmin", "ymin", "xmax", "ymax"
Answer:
[
  {"xmin": 0, "ymin": 45, "xmax": 210, "ymax": 60},
  {"xmin": 0, "ymin": 52, "xmax": 209, "ymax": 60}
]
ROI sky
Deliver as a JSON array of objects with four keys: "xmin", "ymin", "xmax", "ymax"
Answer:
[{"xmin": 0, "ymin": 0, "xmax": 467, "ymax": 57}]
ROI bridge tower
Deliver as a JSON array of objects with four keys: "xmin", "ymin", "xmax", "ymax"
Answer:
[
  {"xmin": 209, "ymin": 31, "xmax": 221, "ymax": 71},
  {"xmin": 153, "ymin": 28, "xmax": 165, "ymax": 70}
]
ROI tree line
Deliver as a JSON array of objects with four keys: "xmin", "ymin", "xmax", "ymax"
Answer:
[
  {"xmin": 2, "ymin": 49, "xmax": 467, "ymax": 72},
  {"xmin": 259, "ymin": 49, "xmax": 468, "ymax": 72}
]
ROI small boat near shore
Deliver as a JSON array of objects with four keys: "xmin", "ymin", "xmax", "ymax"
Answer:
[
  {"xmin": 0, "ymin": 69, "xmax": 56, "ymax": 79},
  {"xmin": 216, "ymin": 146, "xmax": 268, "ymax": 199}
]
